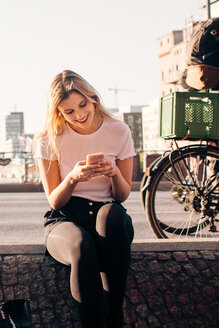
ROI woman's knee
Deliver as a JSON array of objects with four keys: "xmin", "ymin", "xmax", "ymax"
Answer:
[
  {"xmin": 46, "ymin": 223, "xmax": 94, "ymax": 264},
  {"xmin": 68, "ymin": 230, "xmax": 96, "ymax": 264},
  {"xmin": 96, "ymin": 203, "xmax": 133, "ymax": 241},
  {"xmin": 96, "ymin": 203, "xmax": 123, "ymax": 229}
]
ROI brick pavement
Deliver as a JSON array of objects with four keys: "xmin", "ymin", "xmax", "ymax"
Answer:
[{"xmin": 0, "ymin": 243, "xmax": 218, "ymax": 327}]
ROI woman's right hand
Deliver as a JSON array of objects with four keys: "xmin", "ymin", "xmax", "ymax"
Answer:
[
  {"xmin": 38, "ymin": 159, "xmax": 101, "ymax": 210},
  {"xmin": 68, "ymin": 161, "xmax": 100, "ymax": 183}
]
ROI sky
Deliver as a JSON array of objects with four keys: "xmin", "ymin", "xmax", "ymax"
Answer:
[{"xmin": 0, "ymin": 0, "xmax": 205, "ymax": 151}]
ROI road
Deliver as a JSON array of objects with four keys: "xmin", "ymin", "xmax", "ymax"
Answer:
[{"xmin": 0, "ymin": 191, "xmax": 155, "ymax": 243}]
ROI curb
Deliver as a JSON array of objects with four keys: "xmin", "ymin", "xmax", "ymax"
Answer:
[
  {"xmin": 0, "ymin": 183, "xmax": 44, "ymax": 192},
  {"xmin": 0, "ymin": 182, "xmax": 141, "ymax": 192},
  {"xmin": 0, "ymin": 239, "xmax": 218, "ymax": 254}
]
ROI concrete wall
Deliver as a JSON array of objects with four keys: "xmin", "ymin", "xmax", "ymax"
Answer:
[
  {"xmin": 0, "ymin": 183, "xmax": 44, "ymax": 192},
  {"xmin": 0, "ymin": 240, "xmax": 219, "ymax": 328}
]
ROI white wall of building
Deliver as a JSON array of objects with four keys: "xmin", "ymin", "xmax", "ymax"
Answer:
[
  {"xmin": 142, "ymin": 99, "xmax": 167, "ymax": 154},
  {"xmin": 211, "ymin": 2, "xmax": 219, "ymax": 17},
  {"xmin": 157, "ymin": 30, "xmax": 187, "ymax": 97},
  {"xmin": 118, "ymin": 105, "xmax": 144, "ymax": 113}
]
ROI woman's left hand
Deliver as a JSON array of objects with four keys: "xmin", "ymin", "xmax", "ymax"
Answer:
[
  {"xmin": 102, "ymin": 159, "xmax": 118, "ymax": 177},
  {"xmin": 91, "ymin": 159, "xmax": 118, "ymax": 177}
]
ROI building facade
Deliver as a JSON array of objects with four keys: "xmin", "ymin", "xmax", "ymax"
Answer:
[
  {"xmin": 142, "ymin": 99, "xmax": 167, "ymax": 154},
  {"xmin": 205, "ymin": 0, "xmax": 219, "ymax": 19},
  {"xmin": 5, "ymin": 112, "xmax": 24, "ymax": 141},
  {"xmin": 114, "ymin": 112, "xmax": 143, "ymax": 153},
  {"xmin": 4, "ymin": 112, "xmax": 34, "ymax": 158},
  {"xmin": 142, "ymin": 2, "xmax": 219, "ymax": 166},
  {"xmin": 157, "ymin": 2, "xmax": 219, "ymax": 97},
  {"xmin": 157, "ymin": 29, "xmax": 188, "ymax": 97},
  {"xmin": 146, "ymin": 17, "xmax": 196, "ymax": 155}
]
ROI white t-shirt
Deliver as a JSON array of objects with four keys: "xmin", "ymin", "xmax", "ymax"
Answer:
[{"xmin": 35, "ymin": 118, "xmax": 136, "ymax": 202}]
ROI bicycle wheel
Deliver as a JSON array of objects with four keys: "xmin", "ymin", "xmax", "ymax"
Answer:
[{"xmin": 145, "ymin": 145, "xmax": 219, "ymax": 238}]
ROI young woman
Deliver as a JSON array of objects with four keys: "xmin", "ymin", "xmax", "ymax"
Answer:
[{"xmin": 34, "ymin": 70, "xmax": 135, "ymax": 328}]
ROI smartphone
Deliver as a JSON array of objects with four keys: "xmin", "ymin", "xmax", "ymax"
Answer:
[{"xmin": 86, "ymin": 152, "xmax": 104, "ymax": 165}]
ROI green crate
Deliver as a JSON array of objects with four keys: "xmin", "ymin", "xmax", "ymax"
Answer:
[{"xmin": 160, "ymin": 91, "xmax": 219, "ymax": 139}]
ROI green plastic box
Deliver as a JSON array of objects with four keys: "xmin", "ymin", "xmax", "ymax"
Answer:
[{"xmin": 160, "ymin": 91, "xmax": 219, "ymax": 140}]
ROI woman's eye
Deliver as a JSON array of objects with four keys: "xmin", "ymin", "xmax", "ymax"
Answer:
[
  {"xmin": 80, "ymin": 101, "xmax": 87, "ymax": 108},
  {"xmin": 66, "ymin": 110, "xmax": 74, "ymax": 115}
]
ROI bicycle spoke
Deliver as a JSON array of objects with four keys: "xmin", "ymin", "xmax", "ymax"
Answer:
[
  {"xmin": 201, "ymin": 157, "xmax": 207, "ymax": 189},
  {"xmin": 194, "ymin": 219, "xmax": 204, "ymax": 238},
  {"xmin": 179, "ymin": 213, "xmax": 194, "ymax": 237},
  {"xmin": 162, "ymin": 170, "xmax": 180, "ymax": 185},
  {"xmin": 205, "ymin": 173, "xmax": 219, "ymax": 196}
]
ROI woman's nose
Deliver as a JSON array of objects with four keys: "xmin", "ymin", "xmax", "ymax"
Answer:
[{"xmin": 74, "ymin": 110, "xmax": 84, "ymax": 120}]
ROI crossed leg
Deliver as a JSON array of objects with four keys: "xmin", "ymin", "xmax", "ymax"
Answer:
[{"xmin": 46, "ymin": 221, "xmax": 105, "ymax": 328}]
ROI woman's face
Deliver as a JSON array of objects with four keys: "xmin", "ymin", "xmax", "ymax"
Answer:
[{"xmin": 58, "ymin": 92, "xmax": 98, "ymax": 134}]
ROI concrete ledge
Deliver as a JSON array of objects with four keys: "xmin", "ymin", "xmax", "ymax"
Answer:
[
  {"xmin": 0, "ymin": 183, "xmax": 44, "ymax": 192},
  {"xmin": 132, "ymin": 238, "xmax": 219, "ymax": 251},
  {"xmin": 0, "ymin": 243, "xmax": 45, "ymax": 254},
  {"xmin": 0, "ymin": 182, "xmax": 141, "ymax": 192},
  {"xmin": 0, "ymin": 240, "xmax": 219, "ymax": 327},
  {"xmin": 0, "ymin": 239, "xmax": 218, "ymax": 254}
]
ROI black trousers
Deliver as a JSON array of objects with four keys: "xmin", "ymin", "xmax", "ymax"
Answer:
[{"xmin": 44, "ymin": 196, "xmax": 134, "ymax": 328}]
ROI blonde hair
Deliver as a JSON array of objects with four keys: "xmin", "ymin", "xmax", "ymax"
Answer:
[{"xmin": 34, "ymin": 70, "xmax": 112, "ymax": 160}]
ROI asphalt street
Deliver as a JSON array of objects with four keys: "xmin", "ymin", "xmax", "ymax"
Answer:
[{"xmin": 0, "ymin": 191, "xmax": 154, "ymax": 243}]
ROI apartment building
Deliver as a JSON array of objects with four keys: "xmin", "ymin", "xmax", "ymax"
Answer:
[
  {"xmin": 114, "ymin": 110, "xmax": 144, "ymax": 153},
  {"xmin": 142, "ymin": 99, "xmax": 167, "ymax": 154},
  {"xmin": 212, "ymin": 2, "xmax": 219, "ymax": 16},
  {"xmin": 4, "ymin": 111, "xmax": 34, "ymax": 157},
  {"xmin": 158, "ymin": 1, "xmax": 219, "ymax": 96},
  {"xmin": 157, "ymin": 29, "xmax": 188, "ymax": 97},
  {"xmin": 205, "ymin": 0, "xmax": 219, "ymax": 18},
  {"xmin": 5, "ymin": 112, "xmax": 24, "ymax": 141}
]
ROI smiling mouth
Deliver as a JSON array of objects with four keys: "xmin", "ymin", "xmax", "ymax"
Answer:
[{"xmin": 76, "ymin": 114, "xmax": 89, "ymax": 123}]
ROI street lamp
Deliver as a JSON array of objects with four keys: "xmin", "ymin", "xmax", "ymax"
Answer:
[{"xmin": 207, "ymin": 0, "xmax": 211, "ymax": 19}]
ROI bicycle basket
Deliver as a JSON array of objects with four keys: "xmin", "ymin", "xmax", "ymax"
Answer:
[{"xmin": 160, "ymin": 91, "xmax": 219, "ymax": 139}]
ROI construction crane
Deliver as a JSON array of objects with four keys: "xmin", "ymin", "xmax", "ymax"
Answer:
[{"xmin": 108, "ymin": 83, "xmax": 133, "ymax": 108}]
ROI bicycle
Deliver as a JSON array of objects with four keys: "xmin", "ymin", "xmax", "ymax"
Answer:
[{"xmin": 141, "ymin": 91, "xmax": 219, "ymax": 239}]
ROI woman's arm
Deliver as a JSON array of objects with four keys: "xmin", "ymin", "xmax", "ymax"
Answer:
[
  {"xmin": 37, "ymin": 158, "xmax": 101, "ymax": 209},
  {"xmin": 110, "ymin": 157, "xmax": 133, "ymax": 203},
  {"xmin": 37, "ymin": 159, "xmax": 78, "ymax": 209}
]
